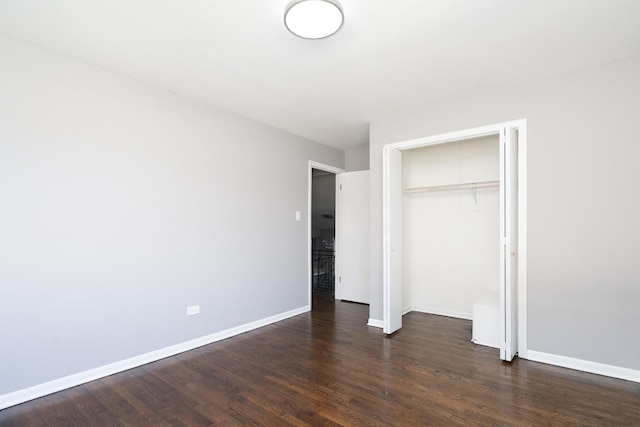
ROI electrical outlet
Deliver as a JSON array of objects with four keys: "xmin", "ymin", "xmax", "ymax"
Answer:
[{"xmin": 187, "ymin": 305, "xmax": 200, "ymax": 316}]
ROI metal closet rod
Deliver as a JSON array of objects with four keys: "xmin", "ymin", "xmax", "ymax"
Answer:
[{"xmin": 404, "ymin": 179, "xmax": 499, "ymax": 195}]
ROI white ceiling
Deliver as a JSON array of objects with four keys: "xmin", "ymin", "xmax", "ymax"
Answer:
[{"xmin": 1, "ymin": 0, "xmax": 639, "ymax": 150}]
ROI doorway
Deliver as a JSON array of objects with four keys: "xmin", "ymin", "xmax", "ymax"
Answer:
[
  {"xmin": 311, "ymin": 169, "xmax": 336, "ymax": 298},
  {"xmin": 382, "ymin": 120, "xmax": 528, "ymax": 362},
  {"xmin": 308, "ymin": 162, "xmax": 344, "ymax": 309}
]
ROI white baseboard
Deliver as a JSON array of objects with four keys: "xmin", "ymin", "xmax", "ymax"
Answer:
[
  {"xmin": 367, "ymin": 318, "xmax": 384, "ymax": 328},
  {"xmin": 0, "ymin": 305, "xmax": 310, "ymax": 411},
  {"xmin": 527, "ymin": 350, "xmax": 640, "ymax": 384},
  {"xmin": 410, "ymin": 306, "xmax": 472, "ymax": 320}
]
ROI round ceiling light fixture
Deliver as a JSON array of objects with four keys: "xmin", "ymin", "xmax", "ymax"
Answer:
[{"xmin": 284, "ymin": 0, "xmax": 344, "ymax": 40}]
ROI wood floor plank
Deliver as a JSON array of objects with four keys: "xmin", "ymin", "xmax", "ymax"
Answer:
[{"xmin": 1, "ymin": 295, "xmax": 639, "ymax": 426}]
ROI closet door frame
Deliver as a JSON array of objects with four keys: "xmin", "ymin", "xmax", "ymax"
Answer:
[{"xmin": 382, "ymin": 119, "xmax": 528, "ymax": 360}]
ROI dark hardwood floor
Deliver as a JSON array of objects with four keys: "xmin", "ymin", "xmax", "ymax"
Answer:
[{"xmin": 2, "ymin": 294, "xmax": 639, "ymax": 426}]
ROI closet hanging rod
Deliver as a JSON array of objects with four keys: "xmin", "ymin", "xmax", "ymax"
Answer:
[{"xmin": 404, "ymin": 179, "xmax": 499, "ymax": 195}]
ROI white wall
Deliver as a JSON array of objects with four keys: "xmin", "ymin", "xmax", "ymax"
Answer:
[
  {"xmin": 0, "ymin": 33, "xmax": 344, "ymax": 397},
  {"xmin": 370, "ymin": 55, "xmax": 640, "ymax": 372},
  {"xmin": 402, "ymin": 136, "xmax": 499, "ymax": 318}
]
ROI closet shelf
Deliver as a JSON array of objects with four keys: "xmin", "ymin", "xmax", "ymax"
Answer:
[{"xmin": 404, "ymin": 179, "xmax": 499, "ymax": 195}]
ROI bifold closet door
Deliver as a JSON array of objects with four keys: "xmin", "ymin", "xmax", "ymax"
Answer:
[
  {"xmin": 500, "ymin": 126, "xmax": 518, "ymax": 361},
  {"xmin": 383, "ymin": 147, "xmax": 403, "ymax": 334}
]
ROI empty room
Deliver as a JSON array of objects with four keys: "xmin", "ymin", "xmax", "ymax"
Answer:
[{"xmin": 1, "ymin": 1, "xmax": 639, "ymax": 425}]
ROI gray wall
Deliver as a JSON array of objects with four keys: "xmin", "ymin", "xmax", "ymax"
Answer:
[
  {"xmin": 345, "ymin": 144, "xmax": 370, "ymax": 171},
  {"xmin": 369, "ymin": 55, "xmax": 640, "ymax": 371},
  {"xmin": 0, "ymin": 33, "xmax": 344, "ymax": 395}
]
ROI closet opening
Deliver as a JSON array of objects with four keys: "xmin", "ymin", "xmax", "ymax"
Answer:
[
  {"xmin": 402, "ymin": 135, "xmax": 500, "ymax": 336},
  {"xmin": 382, "ymin": 120, "xmax": 527, "ymax": 362}
]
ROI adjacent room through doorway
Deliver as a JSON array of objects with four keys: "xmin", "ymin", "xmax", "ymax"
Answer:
[{"xmin": 311, "ymin": 168, "xmax": 336, "ymax": 303}]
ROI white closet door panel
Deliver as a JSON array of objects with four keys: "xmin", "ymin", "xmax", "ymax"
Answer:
[
  {"xmin": 337, "ymin": 170, "xmax": 370, "ymax": 304},
  {"xmin": 384, "ymin": 148, "xmax": 403, "ymax": 334},
  {"xmin": 500, "ymin": 126, "xmax": 518, "ymax": 361}
]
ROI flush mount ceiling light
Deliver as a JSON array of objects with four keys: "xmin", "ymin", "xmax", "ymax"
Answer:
[{"xmin": 284, "ymin": 0, "xmax": 344, "ymax": 39}]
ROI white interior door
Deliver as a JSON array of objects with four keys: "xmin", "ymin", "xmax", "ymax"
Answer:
[
  {"xmin": 336, "ymin": 170, "xmax": 370, "ymax": 304},
  {"xmin": 500, "ymin": 126, "xmax": 518, "ymax": 361},
  {"xmin": 383, "ymin": 147, "xmax": 403, "ymax": 334}
]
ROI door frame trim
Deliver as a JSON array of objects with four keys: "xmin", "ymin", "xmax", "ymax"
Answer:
[
  {"xmin": 308, "ymin": 161, "xmax": 344, "ymax": 309},
  {"xmin": 381, "ymin": 119, "xmax": 528, "ymax": 359}
]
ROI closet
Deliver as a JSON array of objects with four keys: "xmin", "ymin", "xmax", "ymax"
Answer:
[{"xmin": 402, "ymin": 135, "xmax": 500, "ymax": 347}]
